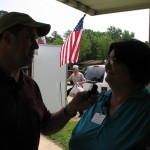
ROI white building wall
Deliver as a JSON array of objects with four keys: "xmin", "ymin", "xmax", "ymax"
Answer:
[{"xmin": 32, "ymin": 44, "xmax": 67, "ymax": 113}]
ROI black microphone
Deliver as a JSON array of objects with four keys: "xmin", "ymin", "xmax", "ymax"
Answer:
[{"xmin": 88, "ymin": 84, "xmax": 98, "ymax": 97}]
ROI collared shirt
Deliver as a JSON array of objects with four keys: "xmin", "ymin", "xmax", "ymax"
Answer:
[
  {"xmin": 69, "ymin": 89, "xmax": 150, "ymax": 150},
  {"xmin": 0, "ymin": 68, "xmax": 51, "ymax": 150}
]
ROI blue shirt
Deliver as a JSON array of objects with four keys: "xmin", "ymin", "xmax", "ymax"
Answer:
[{"xmin": 69, "ymin": 88, "xmax": 150, "ymax": 150}]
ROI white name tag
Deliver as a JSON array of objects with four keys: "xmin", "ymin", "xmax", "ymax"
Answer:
[{"xmin": 91, "ymin": 113, "xmax": 106, "ymax": 125}]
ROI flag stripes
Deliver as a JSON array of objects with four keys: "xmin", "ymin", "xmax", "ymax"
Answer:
[{"xmin": 60, "ymin": 14, "xmax": 86, "ymax": 67}]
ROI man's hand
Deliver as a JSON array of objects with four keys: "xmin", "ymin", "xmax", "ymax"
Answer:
[
  {"xmin": 66, "ymin": 91, "xmax": 98, "ymax": 116},
  {"xmin": 41, "ymin": 91, "xmax": 98, "ymax": 135}
]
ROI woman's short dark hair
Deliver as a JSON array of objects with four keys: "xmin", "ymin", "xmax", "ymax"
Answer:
[{"xmin": 108, "ymin": 39, "xmax": 150, "ymax": 86}]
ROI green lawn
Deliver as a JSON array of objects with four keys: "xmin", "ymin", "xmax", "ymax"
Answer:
[{"xmin": 49, "ymin": 120, "xmax": 78, "ymax": 150}]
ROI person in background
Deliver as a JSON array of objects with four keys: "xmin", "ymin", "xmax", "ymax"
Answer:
[
  {"xmin": 67, "ymin": 65, "xmax": 86, "ymax": 117},
  {"xmin": 67, "ymin": 65, "xmax": 86, "ymax": 96},
  {"xmin": 0, "ymin": 12, "xmax": 98, "ymax": 150},
  {"xmin": 69, "ymin": 39, "xmax": 150, "ymax": 150}
]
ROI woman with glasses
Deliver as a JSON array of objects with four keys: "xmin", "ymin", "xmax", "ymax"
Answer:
[{"xmin": 69, "ymin": 39, "xmax": 150, "ymax": 150}]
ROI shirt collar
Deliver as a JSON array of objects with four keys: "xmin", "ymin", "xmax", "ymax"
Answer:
[
  {"xmin": 103, "ymin": 87, "xmax": 150, "ymax": 102},
  {"xmin": 18, "ymin": 71, "xmax": 25, "ymax": 85},
  {"xmin": 129, "ymin": 87, "xmax": 150, "ymax": 100},
  {"xmin": 101, "ymin": 88, "xmax": 150, "ymax": 116},
  {"xmin": 0, "ymin": 67, "xmax": 25, "ymax": 85}
]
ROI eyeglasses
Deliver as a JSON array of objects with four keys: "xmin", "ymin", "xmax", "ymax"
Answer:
[{"xmin": 105, "ymin": 58, "xmax": 121, "ymax": 65}]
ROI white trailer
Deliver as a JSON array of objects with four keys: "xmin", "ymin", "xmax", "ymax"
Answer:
[{"xmin": 32, "ymin": 44, "xmax": 67, "ymax": 113}]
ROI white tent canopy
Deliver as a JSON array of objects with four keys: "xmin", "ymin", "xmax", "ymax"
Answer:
[{"xmin": 57, "ymin": 0, "xmax": 150, "ymax": 15}]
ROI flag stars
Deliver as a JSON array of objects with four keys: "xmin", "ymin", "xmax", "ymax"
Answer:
[{"xmin": 60, "ymin": 14, "xmax": 86, "ymax": 67}]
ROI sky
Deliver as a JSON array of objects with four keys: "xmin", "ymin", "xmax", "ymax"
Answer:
[{"xmin": 0, "ymin": 0, "xmax": 149, "ymax": 42}]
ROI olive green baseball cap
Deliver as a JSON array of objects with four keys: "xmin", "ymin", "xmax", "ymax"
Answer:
[{"xmin": 0, "ymin": 12, "xmax": 51, "ymax": 37}]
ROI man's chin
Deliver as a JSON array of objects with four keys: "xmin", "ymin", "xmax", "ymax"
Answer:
[
  {"xmin": 22, "ymin": 60, "xmax": 33, "ymax": 67},
  {"xmin": 105, "ymin": 76, "xmax": 112, "ymax": 84}
]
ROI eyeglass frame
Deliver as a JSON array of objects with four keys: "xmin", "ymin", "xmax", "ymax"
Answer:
[{"xmin": 105, "ymin": 57, "xmax": 122, "ymax": 65}]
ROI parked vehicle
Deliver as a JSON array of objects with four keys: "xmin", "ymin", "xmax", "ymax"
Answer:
[
  {"xmin": 83, "ymin": 65, "xmax": 110, "ymax": 93},
  {"xmin": 84, "ymin": 65, "xmax": 105, "ymax": 82}
]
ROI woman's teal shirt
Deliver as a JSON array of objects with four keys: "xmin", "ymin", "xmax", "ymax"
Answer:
[{"xmin": 69, "ymin": 88, "xmax": 150, "ymax": 150}]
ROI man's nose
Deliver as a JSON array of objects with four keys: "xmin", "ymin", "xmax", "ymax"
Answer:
[
  {"xmin": 105, "ymin": 61, "xmax": 112, "ymax": 70},
  {"xmin": 33, "ymin": 39, "xmax": 39, "ymax": 49}
]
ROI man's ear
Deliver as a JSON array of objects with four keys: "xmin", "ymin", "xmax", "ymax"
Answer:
[{"xmin": 2, "ymin": 31, "xmax": 12, "ymax": 44}]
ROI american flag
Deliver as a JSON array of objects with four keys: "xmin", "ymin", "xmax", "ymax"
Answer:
[
  {"xmin": 38, "ymin": 36, "xmax": 46, "ymax": 44},
  {"xmin": 60, "ymin": 14, "xmax": 86, "ymax": 67}
]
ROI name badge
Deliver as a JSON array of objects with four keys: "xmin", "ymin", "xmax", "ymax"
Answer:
[{"xmin": 91, "ymin": 113, "xmax": 106, "ymax": 125}]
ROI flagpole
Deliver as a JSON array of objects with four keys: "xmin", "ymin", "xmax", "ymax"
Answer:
[{"xmin": 83, "ymin": 14, "xmax": 86, "ymax": 18}]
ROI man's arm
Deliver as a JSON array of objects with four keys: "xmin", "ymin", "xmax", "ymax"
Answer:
[
  {"xmin": 41, "ymin": 106, "xmax": 71, "ymax": 135},
  {"xmin": 41, "ymin": 91, "xmax": 98, "ymax": 135}
]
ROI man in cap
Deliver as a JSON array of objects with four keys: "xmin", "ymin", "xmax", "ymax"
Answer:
[{"xmin": 0, "ymin": 12, "xmax": 97, "ymax": 150}]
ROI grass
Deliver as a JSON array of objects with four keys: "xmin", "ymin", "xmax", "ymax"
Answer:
[{"xmin": 49, "ymin": 120, "xmax": 78, "ymax": 150}]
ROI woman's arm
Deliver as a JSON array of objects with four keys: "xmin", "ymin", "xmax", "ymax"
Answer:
[{"xmin": 67, "ymin": 73, "xmax": 73, "ymax": 82}]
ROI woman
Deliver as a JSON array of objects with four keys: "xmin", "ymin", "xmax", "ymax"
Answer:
[
  {"xmin": 67, "ymin": 65, "xmax": 86, "ymax": 96},
  {"xmin": 67, "ymin": 65, "xmax": 86, "ymax": 117},
  {"xmin": 69, "ymin": 39, "xmax": 150, "ymax": 150}
]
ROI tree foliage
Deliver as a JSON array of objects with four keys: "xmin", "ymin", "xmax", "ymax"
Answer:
[
  {"xmin": 63, "ymin": 30, "xmax": 72, "ymax": 40},
  {"xmin": 107, "ymin": 26, "xmax": 134, "ymax": 41},
  {"xmin": 45, "ymin": 26, "xmax": 135, "ymax": 62},
  {"xmin": 0, "ymin": 10, "xmax": 8, "ymax": 17},
  {"xmin": 78, "ymin": 26, "xmax": 135, "ymax": 62},
  {"xmin": 46, "ymin": 31, "xmax": 63, "ymax": 45}
]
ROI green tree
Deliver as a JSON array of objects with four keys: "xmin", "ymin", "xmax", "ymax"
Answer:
[
  {"xmin": 79, "ymin": 29, "xmax": 113, "ymax": 62},
  {"xmin": 51, "ymin": 31, "xmax": 62, "ymax": 39},
  {"xmin": 63, "ymin": 30, "xmax": 72, "ymax": 40},
  {"xmin": 122, "ymin": 30, "xmax": 134, "ymax": 39},
  {"xmin": 45, "ymin": 36, "xmax": 52, "ymax": 44},
  {"xmin": 97, "ymin": 32, "xmax": 113, "ymax": 62},
  {"xmin": 78, "ymin": 26, "xmax": 135, "ymax": 63},
  {"xmin": 52, "ymin": 38, "xmax": 63, "ymax": 45},
  {"xmin": 107, "ymin": 26, "xmax": 134, "ymax": 41},
  {"xmin": 107, "ymin": 26, "xmax": 122, "ymax": 41},
  {"xmin": 79, "ymin": 29, "xmax": 92, "ymax": 61},
  {"xmin": 38, "ymin": 26, "xmax": 135, "ymax": 63},
  {"xmin": 0, "ymin": 10, "xmax": 8, "ymax": 17},
  {"xmin": 47, "ymin": 31, "xmax": 63, "ymax": 45}
]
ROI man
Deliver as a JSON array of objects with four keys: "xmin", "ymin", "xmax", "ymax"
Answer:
[{"xmin": 0, "ymin": 12, "xmax": 97, "ymax": 150}]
